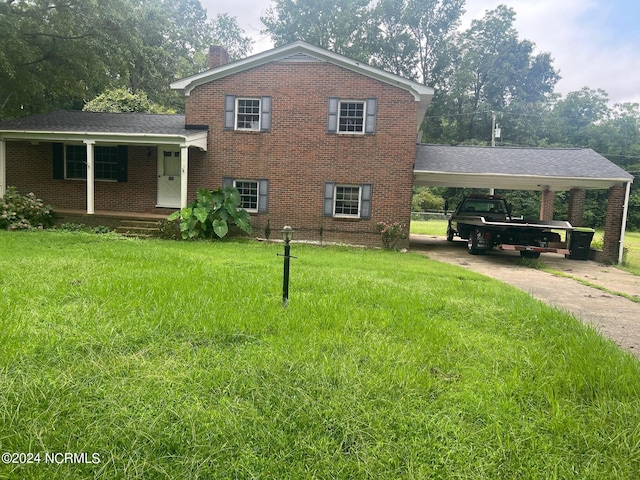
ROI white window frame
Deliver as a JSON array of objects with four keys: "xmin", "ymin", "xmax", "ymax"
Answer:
[
  {"xmin": 333, "ymin": 184, "xmax": 362, "ymax": 218},
  {"xmin": 338, "ymin": 100, "xmax": 366, "ymax": 135},
  {"xmin": 235, "ymin": 97, "xmax": 261, "ymax": 131},
  {"xmin": 233, "ymin": 179, "xmax": 259, "ymax": 212}
]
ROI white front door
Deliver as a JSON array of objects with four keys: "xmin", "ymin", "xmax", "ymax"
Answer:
[{"xmin": 157, "ymin": 148, "xmax": 181, "ymax": 208}]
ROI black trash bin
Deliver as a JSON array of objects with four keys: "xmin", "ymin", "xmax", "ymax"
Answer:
[{"xmin": 567, "ymin": 227, "xmax": 595, "ymax": 260}]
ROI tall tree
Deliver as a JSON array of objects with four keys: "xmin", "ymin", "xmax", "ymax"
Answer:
[
  {"xmin": 0, "ymin": 0, "xmax": 247, "ymax": 119},
  {"xmin": 0, "ymin": 0, "xmax": 130, "ymax": 118},
  {"xmin": 261, "ymin": 0, "xmax": 373, "ymax": 61},
  {"xmin": 370, "ymin": 0, "xmax": 464, "ymax": 87},
  {"xmin": 440, "ymin": 6, "xmax": 559, "ymax": 144},
  {"xmin": 548, "ymin": 87, "xmax": 610, "ymax": 147}
]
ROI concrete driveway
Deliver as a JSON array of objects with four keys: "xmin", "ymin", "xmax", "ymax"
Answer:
[{"xmin": 411, "ymin": 235, "xmax": 640, "ymax": 359}]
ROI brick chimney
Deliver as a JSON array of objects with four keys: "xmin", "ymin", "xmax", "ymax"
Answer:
[{"xmin": 209, "ymin": 45, "xmax": 230, "ymax": 69}]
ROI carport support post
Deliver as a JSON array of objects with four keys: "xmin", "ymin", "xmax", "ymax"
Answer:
[
  {"xmin": 567, "ymin": 188, "xmax": 586, "ymax": 226},
  {"xmin": 602, "ymin": 184, "xmax": 628, "ymax": 264},
  {"xmin": 540, "ymin": 188, "xmax": 555, "ymax": 221}
]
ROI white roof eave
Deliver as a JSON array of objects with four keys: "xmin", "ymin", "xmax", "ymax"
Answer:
[
  {"xmin": 0, "ymin": 130, "xmax": 208, "ymax": 151},
  {"xmin": 171, "ymin": 41, "xmax": 435, "ymax": 102},
  {"xmin": 413, "ymin": 170, "xmax": 633, "ymax": 191}
]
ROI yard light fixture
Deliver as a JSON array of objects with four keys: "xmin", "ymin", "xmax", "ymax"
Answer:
[
  {"xmin": 282, "ymin": 225, "xmax": 294, "ymax": 244},
  {"xmin": 278, "ymin": 225, "xmax": 296, "ymax": 306}
]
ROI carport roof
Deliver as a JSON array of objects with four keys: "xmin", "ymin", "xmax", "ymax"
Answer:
[{"xmin": 414, "ymin": 144, "xmax": 634, "ymax": 191}]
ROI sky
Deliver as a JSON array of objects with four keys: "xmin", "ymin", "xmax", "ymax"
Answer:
[{"xmin": 199, "ymin": 0, "xmax": 640, "ymax": 105}]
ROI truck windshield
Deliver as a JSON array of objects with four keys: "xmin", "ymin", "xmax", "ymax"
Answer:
[{"xmin": 461, "ymin": 200, "xmax": 505, "ymax": 213}]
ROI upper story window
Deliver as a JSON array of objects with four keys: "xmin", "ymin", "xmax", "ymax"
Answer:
[
  {"xmin": 236, "ymin": 98, "xmax": 261, "ymax": 130},
  {"xmin": 339, "ymin": 101, "xmax": 365, "ymax": 133},
  {"xmin": 225, "ymin": 95, "xmax": 271, "ymax": 132},
  {"xmin": 327, "ymin": 98, "xmax": 377, "ymax": 135}
]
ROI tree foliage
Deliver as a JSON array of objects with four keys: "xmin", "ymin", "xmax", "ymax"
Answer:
[
  {"xmin": 0, "ymin": 0, "xmax": 252, "ymax": 119},
  {"xmin": 83, "ymin": 87, "xmax": 173, "ymax": 113},
  {"xmin": 261, "ymin": 0, "xmax": 373, "ymax": 61}
]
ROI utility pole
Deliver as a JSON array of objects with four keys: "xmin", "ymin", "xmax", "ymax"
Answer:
[
  {"xmin": 491, "ymin": 111, "xmax": 496, "ymax": 147},
  {"xmin": 490, "ymin": 111, "xmax": 496, "ymax": 196}
]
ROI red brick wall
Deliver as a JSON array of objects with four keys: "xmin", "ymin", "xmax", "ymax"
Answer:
[{"xmin": 185, "ymin": 59, "xmax": 418, "ymax": 246}]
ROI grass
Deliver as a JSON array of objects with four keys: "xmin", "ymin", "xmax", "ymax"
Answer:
[
  {"xmin": 618, "ymin": 231, "xmax": 640, "ymax": 275},
  {"xmin": 410, "ymin": 219, "xmax": 448, "ymax": 236},
  {"xmin": 1, "ymin": 231, "xmax": 640, "ymax": 479}
]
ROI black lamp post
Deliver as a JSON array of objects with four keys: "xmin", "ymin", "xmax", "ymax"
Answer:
[{"xmin": 280, "ymin": 225, "xmax": 294, "ymax": 306}]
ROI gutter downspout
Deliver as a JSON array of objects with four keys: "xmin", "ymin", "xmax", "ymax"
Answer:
[{"xmin": 618, "ymin": 181, "xmax": 632, "ymax": 264}]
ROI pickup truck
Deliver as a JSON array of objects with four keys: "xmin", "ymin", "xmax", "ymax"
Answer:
[{"xmin": 446, "ymin": 195, "xmax": 572, "ymax": 258}]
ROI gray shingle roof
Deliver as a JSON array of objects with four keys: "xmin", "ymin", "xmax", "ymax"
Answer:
[
  {"xmin": 0, "ymin": 110, "xmax": 205, "ymax": 136},
  {"xmin": 415, "ymin": 144, "xmax": 633, "ymax": 181}
]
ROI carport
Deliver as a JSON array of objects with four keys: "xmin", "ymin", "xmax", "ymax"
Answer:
[{"xmin": 414, "ymin": 145, "xmax": 634, "ymax": 263}]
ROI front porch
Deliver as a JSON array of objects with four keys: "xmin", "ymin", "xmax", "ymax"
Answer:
[{"xmin": 0, "ymin": 110, "xmax": 208, "ymax": 216}]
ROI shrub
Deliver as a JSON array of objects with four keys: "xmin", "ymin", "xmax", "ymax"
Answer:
[
  {"xmin": 376, "ymin": 220, "xmax": 408, "ymax": 250},
  {"xmin": 167, "ymin": 186, "xmax": 252, "ymax": 240},
  {"xmin": 0, "ymin": 187, "xmax": 54, "ymax": 230},
  {"xmin": 157, "ymin": 218, "xmax": 182, "ymax": 240}
]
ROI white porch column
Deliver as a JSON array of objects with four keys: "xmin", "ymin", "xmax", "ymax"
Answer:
[
  {"xmin": 180, "ymin": 145, "xmax": 188, "ymax": 209},
  {"xmin": 84, "ymin": 140, "xmax": 95, "ymax": 214},
  {"xmin": 0, "ymin": 138, "xmax": 6, "ymax": 197}
]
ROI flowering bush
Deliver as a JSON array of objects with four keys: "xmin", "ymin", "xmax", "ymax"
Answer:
[
  {"xmin": 0, "ymin": 187, "xmax": 54, "ymax": 230},
  {"xmin": 376, "ymin": 220, "xmax": 408, "ymax": 250}
]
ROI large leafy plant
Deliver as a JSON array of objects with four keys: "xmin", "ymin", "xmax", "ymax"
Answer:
[{"xmin": 168, "ymin": 187, "xmax": 252, "ymax": 240}]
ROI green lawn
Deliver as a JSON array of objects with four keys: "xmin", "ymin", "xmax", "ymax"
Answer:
[
  {"xmin": 619, "ymin": 231, "xmax": 640, "ymax": 275},
  {"xmin": 1, "ymin": 231, "xmax": 640, "ymax": 479},
  {"xmin": 410, "ymin": 219, "xmax": 448, "ymax": 236}
]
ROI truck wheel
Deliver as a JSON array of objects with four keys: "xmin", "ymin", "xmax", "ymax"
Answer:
[
  {"xmin": 468, "ymin": 229, "xmax": 481, "ymax": 255},
  {"xmin": 520, "ymin": 251, "xmax": 541, "ymax": 259},
  {"xmin": 446, "ymin": 224, "xmax": 454, "ymax": 241}
]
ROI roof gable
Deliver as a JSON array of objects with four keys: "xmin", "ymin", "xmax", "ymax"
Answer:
[{"xmin": 171, "ymin": 41, "xmax": 434, "ymax": 102}]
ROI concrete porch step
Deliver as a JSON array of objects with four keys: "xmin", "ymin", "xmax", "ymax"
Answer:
[{"xmin": 115, "ymin": 220, "xmax": 161, "ymax": 238}]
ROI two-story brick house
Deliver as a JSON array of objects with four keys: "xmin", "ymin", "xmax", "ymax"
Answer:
[
  {"xmin": 1, "ymin": 41, "xmax": 631, "ymax": 261},
  {"xmin": 0, "ymin": 41, "xmax": 433, "ymax": 246},
  {"xmin": 173, "ymin": 41, "xmax": 433, "ymax": 245}
]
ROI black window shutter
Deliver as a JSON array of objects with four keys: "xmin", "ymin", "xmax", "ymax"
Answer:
[
  {"xmin": 360, "ymin": 184, "xmax": 372, "ymax": 218},
  {"xmin": 52, "ymin": 143, "xmax": 64, "ymax": 179},
  {"xmin": 224, "ymin": 95, "xmax": 236, "ymax": 130},
  {"xmin": 258, "ymin": 179, "xmax": 268, "ymax": 213},
  {"xmin": 327, "ymin": 98, "xmax": 339, "ymax": 133},
  {"xmin": 323, "ymin": 182, "xmax": 335, "ymax": 216},
  {"xmin": 365, "ymin": 98, "xmax": 377, "ymax": 135},
  {"xmin": 260, "ymin": 96, "xmax": 271, "ymax": 132},
  {"xmin": 117, "ymin": 145, "xmax": 128, "ymax": 182},
  {"xmin": 222, "ymin": 177, "xmax": 233, "ymax": 187}
]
